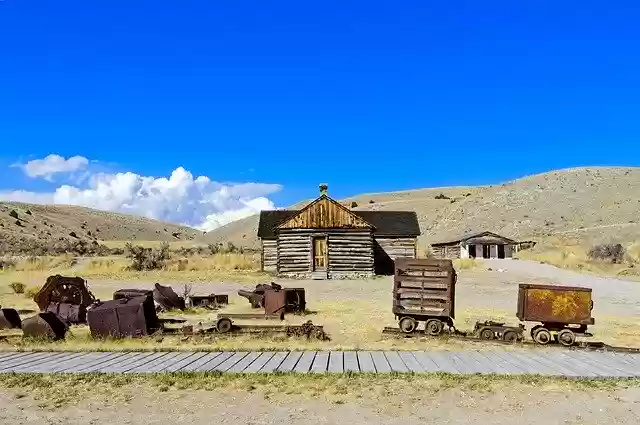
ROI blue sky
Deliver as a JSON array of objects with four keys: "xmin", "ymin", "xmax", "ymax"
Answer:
[{"xmin": 0, "ymin": 1, "xmax": 639, "ymax": 228}]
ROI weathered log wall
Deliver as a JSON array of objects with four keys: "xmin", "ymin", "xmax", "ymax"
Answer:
[
  {"xmin": 431, "ymin": 244, "xmax": 461, "ymax": 259},
  {"xmin": 276, "ymin": 229, "xmax": 374, "ymax": 278},
  {"xmin": 375, "ymin": 237, "xmax": 417, "ymax": 259},
  {"xmin": 261, "ymin": 239, "xmax": 278, "ymax": 272}
]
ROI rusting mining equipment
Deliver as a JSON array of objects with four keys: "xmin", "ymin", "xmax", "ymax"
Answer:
[
  {"xmin": 189, "ymin": 294, "xmax": 229, "ymax": 308},
  {"xmin": 473, "ymin": 320, "xmax": 525, "ymax": 342},
  {"xmin": 153, "ymin": 283, "xmax": 186, "ymax": 311},
  {"xmin": 87, "ymin": 295, "xmax": 160, "ymax": 338},
  {"xmin": 33, "ymin": 275, "xmax": 95, "ymax": 324},
  {"xmin": 45, "ymin": 302, "xmax": 87, "ymax": 326},
  {"xmin": 21, "ymin": 312, "xmax": 67, "ymax": 340},
  {"xmin": 0, "ymin": 308, "xmax": 22, "ymax": 330},
  {"xmin": 113, "ymin": 288, "xmax": 153, "ymax": 300},
  {"xmin": 393, "ymin": 258, "xmax": 457, "ymax": 335},
  {"xmin": 517, "ymin": 283, "xmax": 594, "ymax": 346},
  {"xmin": 238, "ymin": 282, "xmax": 282, "ymax": 308},
  {"xmin": 263, "ymin": 288, "xmax": 306, "ymax": 314}
]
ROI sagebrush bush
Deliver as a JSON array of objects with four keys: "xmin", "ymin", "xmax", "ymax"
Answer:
[
  {"xmin": 10, "ymin": 282, "xmax": 26, "ymax": 294},
  {"xmin": 588, "ymin": 243, "xmax": 626, "ymax": 264},
  {"xmin": 125, "ymin": 242, "xmax": 171, "ymax": 270},
  {"xmin": 25, "ymin": 286, "xmax": 41, "ymax": 299}
]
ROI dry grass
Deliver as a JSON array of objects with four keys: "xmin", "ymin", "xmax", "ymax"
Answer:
[
  {"xmin": 515, "ymin": 238, "xmax": 640, "ymax": 280},
  {"xmin": 0, "ymin": 370, "xmax": 632, "ymax": 409},
  {"xmin": 453, "ymin": 258, "xmax": 484, "ymax": 270}
]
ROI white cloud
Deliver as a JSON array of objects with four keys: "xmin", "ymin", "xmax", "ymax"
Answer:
[
  {"xmin": 17, "ymin": 154, "xmax": 89, "ymax": 181},
  {"xmin": 1, "ymin": 156, "xmax": 281, "ymax": 231}
]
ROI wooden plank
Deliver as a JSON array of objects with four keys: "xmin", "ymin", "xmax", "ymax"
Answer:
[
  {"xmin": 122, "ymin": 352, "xmax": 174, "ymax": 374},
  {"xmin": 327, "ymin": 351, "xmax": 344, "ymax": 373},
  {"xmin": 0, "ymin": 352, "xmax": 54, "ymax": 371},
  {"xmin": 384, "ymin": 351, "xmax": 409, "ymax": 373},
  {"xmin": 101, "ymin": 352, "xmax": 167, "ymax": 373},
  {"xmin": 411, "ymin": 352, "xmax": 441, "ymax": 373},
  {"xmin": 311, "ymin": 352, "xmax": 329, "ymax": 373},
  {"xmin": 293, "ymin": 352, "xmax": 316, "ymax": 373},
  {"xmin": 371, "ymin": 351, "xmax": 391, "ymax": 373},
  {"xmin": 46, "ymin": 352, "xmax": 110, "ymax": 373},
  {"xmin": 75, "ymin": 352, "xmax": 135, "ymax": 372},
  {"xmin": 343, "ymin": 351, "xmax": 359, "ymax": 372},
  {"xmin": 504, "ymin": 352, "xmax": 565, "ymax": 376},
  {"xmin": 559, "ymin": 351, "xmax": 629, "ymax": 378},
  {"xmin": 473, "ymin": 351, "xmax": 528, "ymax": 375},
  {"xmin": 490, "ymin": 351, "xmax": 547, "ymax": 375},
  {"xmin": 532, "ymin": 352, "xmax": 598, "ymax": 378},
  {"xmin": 575, "ymin": 352, "xmax": 638, "ymax": 376},
  {"xmin": 0, "ymin": 352, "xmax": 27, "ymax": 361},
  {"xmin": 447, "ymin": 352, "xmax": 484, "ymax": 374},
  {"xmin": 11, "ymin": 352, "xmax": 83, "ymax": 373},
  {"xmin": 398, "ymin": 351, "xmax": 424, "ymax": 373},
  {"xmin": 210, "ymin": 352, "xmax": 248, "ymax": 372},
  {"xmin": 544, "ymin": 351, "xmax": 609, "ymax": 378},
  {"xmin": 179, "ymin": 352, "xmax": 222, "ymax": 372},
  {"xmin": 426, "ymin": 352, "xmax": 462, "ymax": 374},
  {"xmin": 276, "ymin": 351, "xmax": 303, "ymax": 372},
  {"xmin": 357, "ymin": 351, "xmax": 376, "ymax": 372},
  {"xmin": 201, "ymin": 352, "xmax": 236, "ymax": 372},
  {"xmin": 162, "ymin": 352, "xmax": 208, "ymax": 372},
  {"xmin": 243, "ymin": 352, "xmax": 275, "ymax": 373},
  {"xmin": 259, "ymin": 352, "xmax": 288, "ymax": 373},
  {"xmin": 136, "ymin": 352, "xmax": 186, "ymax": 373},
  {"xmin": 227, "ymin": 352, "xmax": 262, "ymax": 373}
]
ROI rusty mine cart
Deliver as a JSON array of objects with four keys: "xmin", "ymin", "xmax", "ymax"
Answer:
[
  {"xmin": 393, "ymin": 258, "xmax": 457, "ymax": 336},
  {"xmin": 516, "ymin": 283, "xmax": 594, "ymax": 346}
]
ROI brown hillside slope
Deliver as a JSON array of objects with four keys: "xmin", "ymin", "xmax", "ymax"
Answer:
[
  {"xmin": 204, "ymin": 167, "xmax": 640, "ymax": 250},
  {"xmin": 0, "ymin": 202, "xmax": 203, "ymax": 251}
]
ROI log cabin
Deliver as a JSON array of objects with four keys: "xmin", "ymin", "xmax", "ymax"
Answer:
[{"xmin": 257, "ymin": 185, "xmax": 421, "ymax": 279}]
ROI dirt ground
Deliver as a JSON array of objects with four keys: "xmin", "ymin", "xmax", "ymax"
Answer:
[{"xmin": 1, "ymin": 383, "xmax": 640, "ymax": 425}]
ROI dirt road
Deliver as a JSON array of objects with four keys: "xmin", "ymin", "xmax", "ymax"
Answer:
[{"xmin": 2, "ymin": 384, "xmax": 640, "ymax": 425}]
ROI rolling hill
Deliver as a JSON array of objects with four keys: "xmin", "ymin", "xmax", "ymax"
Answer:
[{"xmin": 204, "ymin": 167, "xmax": 640, "ymax": 250}]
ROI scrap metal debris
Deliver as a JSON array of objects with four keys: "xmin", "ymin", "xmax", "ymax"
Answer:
[
  {"xmin": 286, "ymin": 320, "xmax": 328, "ymax": 340},
  {"xmin": 87, "ymin": 295, "xmax": 160, "ymax": 338},
  {"xmin": 45, "ymin": 302, "xmax": 87, "ymax": 326},
  {"xmin": 33, "ymin": 275, "xmax": 95, "ymax": 324},
  {"xmin": 153, "ymin": 283, "xmax": 185, "ymax": 311},
  {"xmin": 0, "ymin": 308, "xmax": 21, "ymax": 330},
  {"xmin": 21, "ymin": 312, "xmax": 67, "ymax": 340},
  {"xmin": 188, "ymin": 294, "xmax": 229, "ymax": 309},
  {"xmin": 238, "ymin": 282, "xmax": 282, "ymax": 308},
  {"xmin": 113, "ymin": 289, "xmax": 153, "ymax": 300}
]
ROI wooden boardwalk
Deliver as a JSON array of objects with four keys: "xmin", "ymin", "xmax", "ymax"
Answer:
[{"xmin": 0, "ymin": 350, "xmax": 639, "ymax": 378}]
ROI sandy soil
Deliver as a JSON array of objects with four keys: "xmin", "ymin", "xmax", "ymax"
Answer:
[{"xmin": 2, "ymin": 384, "xmax": 640, "ymax": 425}]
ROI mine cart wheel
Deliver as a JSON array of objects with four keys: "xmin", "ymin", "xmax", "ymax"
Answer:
[
  {"xmin": 216, "ymin": 317, "xmax": 232, "ymax": 333},
  {"xmin": 480, "ymin": 328, "xmax": 494, "ymax": 340},
  {"xmin": 557, "ymin": 329, "xmax": 576, "ymax": 347},
  {"xmin": 399, "ymin": 317, "xmax": 418, "ymax": 334},
  {"xmin": 425, "ymin": 319, "xmax": 444, "ymax": 336},
  {"xmin": 503, "ymin": 330, "xmax": 518, "ymax": 343},
  {"xmin": 533, "ymin": 328, "xmax": 552, "ymax": 345}
]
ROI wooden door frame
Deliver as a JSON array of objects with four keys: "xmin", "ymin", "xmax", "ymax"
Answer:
[{"xmin": 309, "ymin": 234, "xmax": 328, "ymax": 271}]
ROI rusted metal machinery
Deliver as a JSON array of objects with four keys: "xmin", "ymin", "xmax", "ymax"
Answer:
[
  {"xmin": 473, "ymin": 320, "xmax": 524, "ymax": 342},
  {"xmin": 21, "ymin": 312, "xmax": 67, "ymax": 340},
  {"xmin": 87, "ymin": 295, "xmax": 160, "ymax": 338},
  {"xmin": 238, "ymin": 282, "xmax": 282, "ymax": 308},
  {"xmin": 183, "ymin": 317, "xmax": 328, "ymax": 340},
  {"xmin": 33, "ymin": 275, "xmax": 95, "ymax": 324},
  {"xmin": 264, "ymin": 288, "xmax": 306, "ymax": 314},
  {"xmin": 517, "ymin": 283, "xmax": 594, "ymax": 346},
  {"xmin": 393, "ymin": 258, "xmax": 457, "ymax": 335},
  {"xmin": 0, "ymin": 308, "xmax": 22, "ymax": 330},
  {"xmin": 113, "ymin": 288, "xmax": 153, "ymax": 300},
  {"xmin": 153, "ymin": 283, "xmax": 186, "ymax": 311},
  {"xmin": 189, "ymin": 294, "xmax": 229, "ymax": 308},
  {"xmin": 45, "ymin": 302, "xmax": 87, "ymax": 326}
]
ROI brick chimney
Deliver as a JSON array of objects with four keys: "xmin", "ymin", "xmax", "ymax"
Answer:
[{"xmin": 319, "ymin": 184, "xmax": 328, "ymax": 196}]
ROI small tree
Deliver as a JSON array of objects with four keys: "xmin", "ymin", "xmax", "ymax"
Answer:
[{"xmin": 588, "ymin": 243, "xmax": 625, "ymax": 264}]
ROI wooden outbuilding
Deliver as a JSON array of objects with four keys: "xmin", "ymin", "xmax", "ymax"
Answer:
[
  {"xmin": 431, "ymin": 231, "xmax": 525, "ymax": 259},
  {"xmin": 257, "ymin": 185, "xmax": 420, "ymax": 279}
]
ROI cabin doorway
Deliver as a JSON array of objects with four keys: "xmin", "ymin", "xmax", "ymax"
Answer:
[
  {"xmin": 482, "ymin": 245, "xmax": 491, "ymax": 259},
  {"xmin": 497, "ymin": 245, "xmax": 505, "ymax": 259},
  {"xmin": 312, "ymin": 236, "xmax": 328, "ymax": 271},
  {"xmin": 468, "ymin": 245, "xmax": 477, "ymax": 259}
]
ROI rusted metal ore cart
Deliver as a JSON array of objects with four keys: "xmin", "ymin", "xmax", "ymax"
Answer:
[
  {"xmin": 393, "ymin": 258, "xmax": 457, "ymax": 335},
  {"xmin": 517, "ymin": 283, "xmax": 594, "ymax": 346}
]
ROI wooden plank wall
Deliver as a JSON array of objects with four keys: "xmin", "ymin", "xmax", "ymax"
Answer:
[
  {"xmin": 277, "ymin": 197, "xmax": 371, "ymax": 230},
  {"xmin": 376, "ymin": 237, "xmax": 417, "ymax": 259},
  {"xmin": 261, "ymin": 239, "xmax": 278, "ymax": 272},
  {"xmin": 430, "ymin": 244, "xmax": 459, "ymax": 259},
  {"xmin": 277, "ymin": 229, "xmax": 374, "ymax": 277}
]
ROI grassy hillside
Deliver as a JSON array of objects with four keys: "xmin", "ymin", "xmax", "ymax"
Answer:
[
  {"xmin": 205, "ymin": 166, "xmax": 640, "ymax": 251},
  {"xmin": 0, "ymin": 201, "xmax": 203, "ymax": 254}
]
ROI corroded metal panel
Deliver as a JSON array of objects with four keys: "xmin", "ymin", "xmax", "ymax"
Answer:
[{"xmin": 517, "ymin": 284, "xmax": 594, "ymax": 325}]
